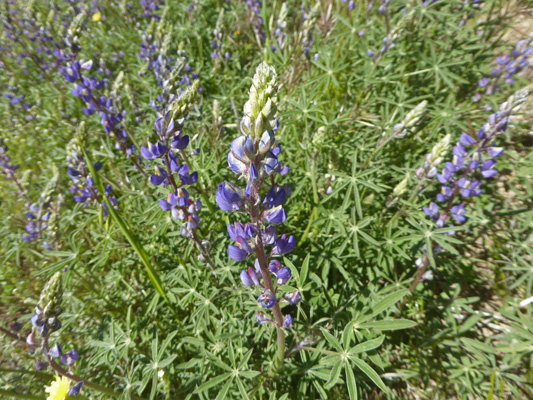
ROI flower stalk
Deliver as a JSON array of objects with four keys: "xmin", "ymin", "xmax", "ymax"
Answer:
[
  {"xmin": 413, "ymin": 88, "xmax": 529, "ymax": 291},
  {"xmin": 216, "ymin": 62, "xmax": 299, "ymax": 372}
]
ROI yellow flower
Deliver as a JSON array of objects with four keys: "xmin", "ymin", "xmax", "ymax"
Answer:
[
  {"xmin": 45, "ymin": 376, "xmax": 70, "ymax": 400},
  {"xmin": 92, "ymin": 12, "xmax": 102, "ymax": 22}
]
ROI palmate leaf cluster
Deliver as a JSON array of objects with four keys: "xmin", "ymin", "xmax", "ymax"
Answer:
[{"xmin": 0, "ymin": 0, "xmax": 532, "ymax": 399}]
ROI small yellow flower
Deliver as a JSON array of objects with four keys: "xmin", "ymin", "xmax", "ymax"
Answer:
[
  {"xmin": 234, "ymin": 30, "xmax": 240, "ymax": 36},
  {"xmin": 45, "ymin": 376, "xmax": 70, "ymax": 400},
  {"xmin": 92, "ymin": 12, "xmax": 102, "ymax": 22}
]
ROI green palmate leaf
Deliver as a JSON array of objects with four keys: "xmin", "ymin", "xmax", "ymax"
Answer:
[
  {"xmin": 358, "ymin": 319, "xmax": 417, "ymax": 331},
  {"xmin": 194, "ymin": 373, "xmax": 232, "ymax": 393},
  {"xmin": 351, "ymin": 357, "xmax": 388, "ymax": 393},
  {"xmin": 215, "ymin": 376, "xmax": 234, "ymax": 400},
  {"xmin": 236, "ymin": 377, "xmax": 250, "ymax": 400},
  {"xmin": 300, "ymin": 253, "xmax": 310, "ymax": 286},
  {"xmin": 324, "ymin": 360, "xmax": 343, "ymax": 389},
  {"xmin": 320, "ymin": 328, "xmax": 343, "ymax": 352},
  {"xmin": 362, "ymin": 290, "xmax": 408, "ymax": 322},
  {"xmin": 349, "ymin": 336, "xmax": 385, "ymax": 355},
  {"xmin": 345, "ymin": 362, "xmax": 358, "ymax": 400}
]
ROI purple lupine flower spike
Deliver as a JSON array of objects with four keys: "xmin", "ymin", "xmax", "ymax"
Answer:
[
  {"xmin": 144, "ymin": 81, "xmax": 206, "ymax": 243},
  {"xmin": 424, "ymin": 88, "xmax": 529, "ymax": 230},
  {"xmin": 216, "ymin": 63, "xmax": 298, "ymax": 330},
  {"xmin": 475, "ymin": 38, "xmax": 532, "ymax": 103},
  {"xmin": 66, "ymin": 129, "xmax": 118, "ymax": 219}
]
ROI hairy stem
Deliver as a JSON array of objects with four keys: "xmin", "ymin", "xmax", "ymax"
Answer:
[{"xmin": 249, "ymin": 180, "xmax": 286, "ymax": 372}]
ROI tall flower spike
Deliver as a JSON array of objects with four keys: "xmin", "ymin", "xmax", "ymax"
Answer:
[
  {"xmin": 140, "ymin": 57, "xmax": 214, "ymax": 270},
  {"xmin": 301, "ymin": 3, "xmax": 320, "ymax": 59},
  {"xmin": 272, "ymin": 2, "xmax": 288, "ymax": 51},
  {"xmin": 423, "ymin": 87, "xmax": 529, "ymax": 229},
  {"xmin": 67, "ymin": 124, "xmax": 117, "ymax": 218},
  {"xmin": 217, "ymin": 62, "xmax": 298, "ymax": 356},
  {"xmin": 474, "ymin": 38, "xmax": 532, "ymax": 104},
  {"xmin": 146, "ymin": 81, "xmax": 204, "ymax": 239}
]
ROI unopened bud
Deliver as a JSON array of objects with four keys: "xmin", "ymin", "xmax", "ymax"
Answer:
[
  {"xmin": 312, "ymin": 126, "xmax": 328, "ymax": 148},
  {"xmin": 36, "ymin": 272, "xmax": 63, "ymax": 320},
  {"xmin": 76, "ymin": 122, "xmax": 87, "ymax": 148},
  {"xmin": 392, "ymin": 174, "xmax": 409, "ymax": 197}
]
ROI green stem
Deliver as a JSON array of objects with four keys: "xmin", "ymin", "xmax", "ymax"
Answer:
[
  {"xmin": 0, "ymin": 389, "xmax": 44, "ymax": 400},
  {"xmin": 268, "ymin": 326, "xmax": 286, "ymax": 377},
  {"xmin": 81, "ymin": 148, "xmax": 182, "ymax": 327},
  {"xmin": 298, "ymin": 207, "xmax": 318, "ymax": 250},
  {"xmin": 0, "ymin": 368, "xmax": 52, "ymax": 380},
  {"xmin": 298, "ymin": 150, "xmax": 319, "ymax": 249},
  {"xmin": 300, "ymin": 346, "xmax": 340, "ymax": 356},
  {"xmin": 310, "ymin": 153, "xmax": 320, "ymax": 205}
]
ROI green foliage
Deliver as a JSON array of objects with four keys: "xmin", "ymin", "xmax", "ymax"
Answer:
[{"xmin": 1, "ymin": 0, "xmax": 532, "ymax": 399}]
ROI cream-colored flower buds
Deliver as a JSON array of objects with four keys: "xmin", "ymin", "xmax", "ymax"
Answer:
[
  {"xmin": 243, "ymin": 62, "xmax": 278, "ymax": 138},
  {"xmin": 172, "ymin": 81, "xmax": 200, "ymax": 120},
  {"xmin": 392, "ymin": 174, "xmax": 410, "ymax": 198},
  {"xmin": 36, "ymin": 272, "xmax": 63, "ymax": 320}
]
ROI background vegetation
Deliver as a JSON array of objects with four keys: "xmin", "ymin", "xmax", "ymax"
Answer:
[{"xmin": 1, "ymin": 1, "xmax": 532, "ymax": 399}]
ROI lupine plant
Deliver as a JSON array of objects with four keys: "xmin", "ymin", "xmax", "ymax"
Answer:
[
  {"xmin": 1, "ymin": 1, "xmax": 533, "ymax": 400},
  {"xmin": 66, "ymin": 124, "xmax": 118, "ymax": 219},
  {"xmin": 216, "ymin": 62, "xmax": 297, "ymax": 370},
  {"xmin": 416, "ymin": 88, "xmax": 530, "ymax": 289}
]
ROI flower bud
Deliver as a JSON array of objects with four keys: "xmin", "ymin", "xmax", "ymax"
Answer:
[
  {"xmin": 36, "ymin": 272, "xmax": 63, "ymax": 321},
  {"xmin": 392, "ymin": 174, "xmax": 409, "ymax": 197},
  {"xmin": 254, "ymin": 114, "xmax": 264, "ymax": 138},
  {"xmin": 26, "ymin": 332, "xmax": 36, "ymax": 346},
  {"xmin": 261, "ymin": 98, "xmax": 275, "ymax": 121},
  {"xmin": 312, "ymin": 126, "xmax": 328, "ymax": 148},
  {"xmin": 404, "ymin": 100, "xmax": 428, "ymax": 129}
]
